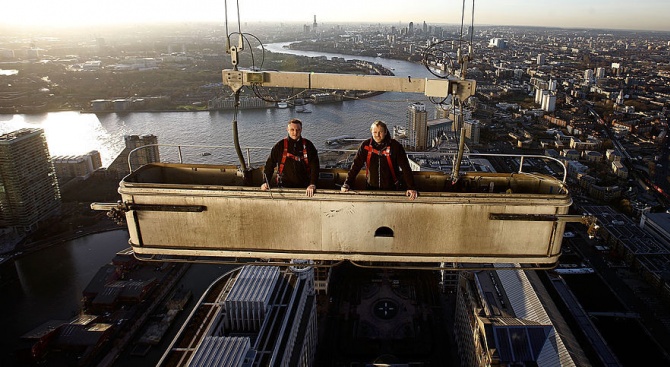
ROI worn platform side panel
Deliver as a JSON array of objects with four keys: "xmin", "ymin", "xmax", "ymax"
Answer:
[{"xmin": 120, "ymin": 186, "xmax": 570, "ymax": 264}]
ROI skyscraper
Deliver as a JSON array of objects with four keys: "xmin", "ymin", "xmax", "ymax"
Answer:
[
  {"xmin": 407, "ymin": 102, "xmax": 428, "ymax": 151},
  {"xmin": 0, "ymin": 128, "xmax": 61, "ymax": 232}
]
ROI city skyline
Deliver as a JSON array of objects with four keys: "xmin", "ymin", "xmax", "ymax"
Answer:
[{"xmin": 3, "ymin": 0, "xmax": 670, "ymax": 32}]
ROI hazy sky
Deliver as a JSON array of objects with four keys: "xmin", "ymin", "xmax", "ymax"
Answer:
[{"xmin": 3, "ymin": 0, "xmax": 669, "ymax": 32}]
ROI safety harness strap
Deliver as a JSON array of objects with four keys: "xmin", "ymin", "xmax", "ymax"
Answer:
[
  {"xmin": 278, "ymin": 138, "xmax": 310, "ymax": 184},
  {"xmin": 363, "ymin": 139, "xmax": 397, "ymax": 184}
]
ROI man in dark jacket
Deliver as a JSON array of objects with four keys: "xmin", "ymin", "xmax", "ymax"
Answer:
[
  {"xmin": 261, "ymin": 118, "xmax": 320, "ymax": 197},
  {"xmin": 341, "ymin": 120, "xmax": 417, "ymax": 200}
]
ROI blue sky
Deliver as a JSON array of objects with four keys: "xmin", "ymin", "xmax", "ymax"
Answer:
[{"xmin": 3, "ymin": 0, "xmax": 669, "ymax": 32}]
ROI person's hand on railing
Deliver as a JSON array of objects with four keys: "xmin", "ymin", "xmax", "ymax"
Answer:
[
  {"xmin": 406, "ymin": 190, "xmax": 418, "ymax": 200},
  {"xmin": 306, "ymin": 184, "xmax": 316, "ymax": 197}
]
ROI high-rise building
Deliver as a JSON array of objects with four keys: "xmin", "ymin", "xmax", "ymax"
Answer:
[
  {"xmin": 584, "ymin": 69, "xmax": 594, "ymax": 84},
  {"xmin": 454, "ymin": 268, "xmax": 580, "ymax": 366},
  {"xmin": 0, "ymin": 128, "xmax": 61, "ymax": 232},
  {"xmin": 407, "ymin": 102, "xmax": 428, "ymax": 150},
  {"xmin": 463, "ymin": 120, "xmax": 481, "ymax": 144},
  {"xmin": 542, "ymin": 92, "xmax": 557, "ymax": 112},
  {"xmin": 535, "ymin": 88, "xmax": 546, "ymax": 104},
  {"xmin": 488, "ymin": 38, "xmax": 507, "ymax": 48},
  {"xmin": 435, "ymin": 104, "xmax": 450, "ymax": 119},
  {"xmin": 87, "ymin": 150, "xmax": 103, "ymax": 169},
  {"xmin": 166, "ymin": 265, "xmax": 318, "ymax": 366},
  {"xmin": 125, "ymin": 134, "xmax": 160, "ymax": 171},
  {"xmin": 52, "ymin": 150, "xmax": 103, "ymax": 184},
  {"xmin": 427, "ymin": 118, "xmax": 452, "ymax": 146},
  {"xmin": 449, "ymin": 107, "xmax": 472, "ymax": 133}
]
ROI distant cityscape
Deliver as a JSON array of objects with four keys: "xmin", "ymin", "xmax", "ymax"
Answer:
[{"xmin": 1, "ymin": 20, "xmax": 670, "ymax": 366}]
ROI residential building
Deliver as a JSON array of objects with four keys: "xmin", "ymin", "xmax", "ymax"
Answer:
[
  {"xmin": 0, "ymin": 128, "xmax": 61, "ymax": 232},
  {"xmin": 407, "ymin": 102, "xmax": 428, "ymax": 151},
  {"xmin": 52, "ymin": 151, "xmax": 103, "ymax": 183},
  {"xmin": 464, "ymin": 120, "xmax": 481, "ymax": 144},
  {"xmin": 125, "ymin": 134, "xmax": 160, "ymax": 171}
]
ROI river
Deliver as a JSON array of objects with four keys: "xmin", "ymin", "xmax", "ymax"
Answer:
[{"xmin": 0, "ymin": 43, "xmax": 435, "ymax": 167}]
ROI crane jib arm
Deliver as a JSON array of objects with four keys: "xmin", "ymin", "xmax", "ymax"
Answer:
[{"xmin": 222, "ymin": 70, "xmax": 476, "ymax": 100}]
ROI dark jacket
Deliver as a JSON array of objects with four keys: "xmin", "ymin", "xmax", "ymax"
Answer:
[
  {"xmin": 264, "ymin": 136, "xmax": 319, "ymax": 188},
  {"xmin": 344, "ymin": 136, "xmax": 415, "ymax": 190}
]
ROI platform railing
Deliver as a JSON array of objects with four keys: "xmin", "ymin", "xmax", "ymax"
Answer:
[{"xmin": 127, "ymin": 144, "xmax": 568, "ymax": 183}]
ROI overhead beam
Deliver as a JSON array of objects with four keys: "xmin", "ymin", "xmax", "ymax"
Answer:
[{"xmin": 222, "ymin": 69, "xmax": 476, "ymax": 100}]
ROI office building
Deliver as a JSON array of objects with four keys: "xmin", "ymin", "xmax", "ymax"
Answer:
[
  {"xmin": 454, "ymin": 267, "xmax": 577, "ymax": 366},
  {"xmin": 164, "ymin": 265, "xmax": 317, "ymax": 367},
  {"xmin": 0, "ymin": 128, "xmax": 61, "ymax": 232},
  {"xmin": 488, "ymin": 38, "xmax": 507, "ymax": 48},
  {"xmin": 639, "ymin": 212, "xmax": 670, "ymax": 250},
  {"xmin": 407, "ymin": 102, "xmax": 428, "ymax": 151}
]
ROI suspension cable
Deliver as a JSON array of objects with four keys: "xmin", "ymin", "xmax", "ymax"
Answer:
[
  {"xmin": 232, "ymin": 91, "xmax": 247, "ymax": 172},
  {"xmin": 224, "ymin": 0, "xmax": 230, "ymax": 53},
  {"xmin": 224, "ymin": 0, "xmax": 249, "ymax": 176},
  {"xmin": 458, "ymin": 0, "xmax": 466, "ymax": 53},
  {"xmin": 470, "ymin": 0, "xmax": 476, "ymax": 46}
]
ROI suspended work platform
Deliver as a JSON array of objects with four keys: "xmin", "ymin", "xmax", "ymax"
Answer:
[{"xmin": 93, "ymin": 158, "xmax": 574, "ymax": 267}]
